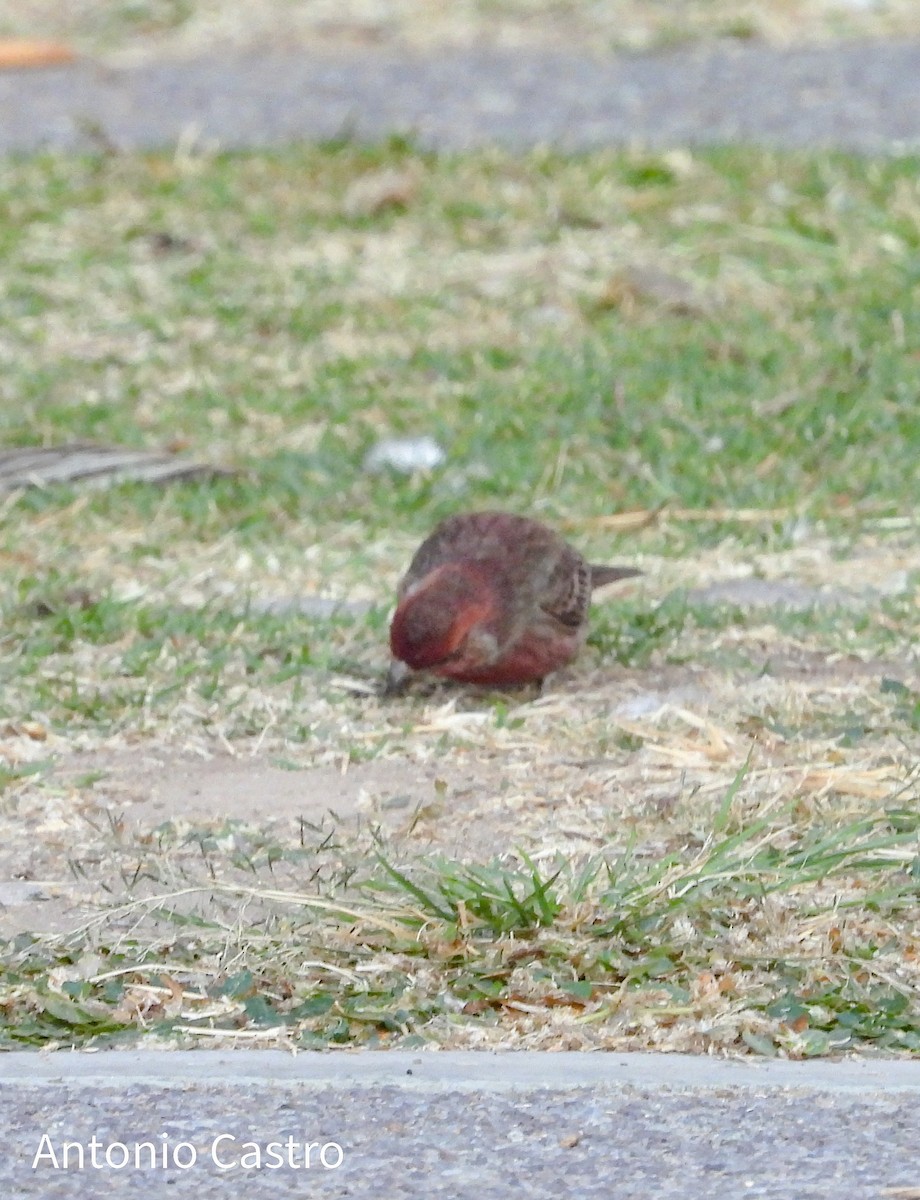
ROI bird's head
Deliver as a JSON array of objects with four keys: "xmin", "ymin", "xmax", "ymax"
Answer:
[{"xmin": 389, "ymin": 562, "xmax": 497, "ymax": 671}]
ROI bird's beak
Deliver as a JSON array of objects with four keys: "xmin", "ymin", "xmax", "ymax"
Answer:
[{"xmin": 383, "ymin": 658, "xmax": 411, "ymax": 696}]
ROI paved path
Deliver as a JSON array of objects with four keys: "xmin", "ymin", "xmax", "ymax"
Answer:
[
  {"xmin": 2, "ymin": 40, "xmax": 920, "ymax": 155},
  {"xmin": 2, "ymin": 1051, "xmax": 919, "ymax": 1198}
]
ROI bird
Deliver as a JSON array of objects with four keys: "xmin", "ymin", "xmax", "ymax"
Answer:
[{"xmin": 387, "ymin": 511, "xmax": 640, "ymax": 689}]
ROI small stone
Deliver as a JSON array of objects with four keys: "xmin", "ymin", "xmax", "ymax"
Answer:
[{"xmin": 363, "ymin": 436, "xmax": 446, "ymax": 475}]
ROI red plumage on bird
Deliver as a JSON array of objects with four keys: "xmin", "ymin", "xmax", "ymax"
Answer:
[{"xmin": 387, "ymin": 511, "xmax": 640, "ymax": 689}]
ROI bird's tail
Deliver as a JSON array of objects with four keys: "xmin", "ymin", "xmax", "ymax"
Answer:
[{"xmin": 589, "ymin": 564, "xmax": 642, "ymax": 589}]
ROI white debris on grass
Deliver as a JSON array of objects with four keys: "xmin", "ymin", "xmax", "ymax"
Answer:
[{"xmin": 363, "ymin": 435, "xmax": 446, "ymax": 475}]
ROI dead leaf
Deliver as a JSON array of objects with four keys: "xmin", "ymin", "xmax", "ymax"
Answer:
[
  {"xmin": 596, "ymin": 265, "xmax": 712, "ymax": 316},
  {"xmin": 160, "ymin": 974, "xmax": 186, "ymax": 1015},
  {"xmin": 542, "ymin": 994, "xmax": 589, "ymax": 1009},
  {"xmin": 801, "ymin": 767, "xmax": 897, "ymax": 801},
  {"xmin": 0, "ymin": 39, "xmax": 75, "ymax": 69},
  {"xmin": 0, "ymin": 442, "xmax": 229, "ymax": 493},
  {"xmin": 461, "ymin": 999, "xmax": 497, "ymax": 1015},
  {"xmin": 344, "ymin": 169, "xmax": 418, "ymax": 218},
  {"xmin": 112, "ymin": 987, "xmax": 164, "ymax": 1025},
  {"xmin": 25, "ymin": 588, "xmax": 95, "ymax": 617}
]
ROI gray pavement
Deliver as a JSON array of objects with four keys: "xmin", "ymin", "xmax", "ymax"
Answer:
[
  {"xmin": 2, "ymin": 1051, "xmax": 920, "ymax": 1197},
  {"xmin": 3, "ymin": 40, "xmax": 920, "ymax": 155}
]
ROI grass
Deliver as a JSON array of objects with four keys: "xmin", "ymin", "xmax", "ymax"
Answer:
[
  {"xmin": 1, "ymin": 145, "xmax": 919, "ymax": 528},
  {"xmin": 0, "ymin": 138, "xmax": 918, "ymax": 1053},
  {"xmin": 4, "ymin": 794, "xmax": 920, "ymax": 1053}
]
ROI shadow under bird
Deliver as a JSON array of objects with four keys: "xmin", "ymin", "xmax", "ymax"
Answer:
[{"xmin": 387, "ymin": 511, "xmax": 641, "ymax": 689}]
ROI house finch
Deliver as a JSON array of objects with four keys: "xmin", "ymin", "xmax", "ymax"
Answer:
[{"xmin": 387, "ymin": 511, "xmax": 640, "ymax": 688}]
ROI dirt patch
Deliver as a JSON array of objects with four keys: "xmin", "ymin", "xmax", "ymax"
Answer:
[
  {"xmin": 56, "ymin": 748, "xmax": 463, "ymax": 828},
  {"xmin": 2, "ymin": 636, "xmax": 913, "ymax": 940},
  {"xmin": 0, "ymin": 749, "xmax": 501, "ymax": 938}
]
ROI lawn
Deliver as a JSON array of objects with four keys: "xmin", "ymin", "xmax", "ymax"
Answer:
[{"xmin": 0, "ymin": 139, "xmax": 918, "ymax": 1053}]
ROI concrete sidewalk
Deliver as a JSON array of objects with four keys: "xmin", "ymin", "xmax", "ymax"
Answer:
[
  {"xmin": 2, "ymin": 40, "xmax": 920, "ymax": 156},
  {"xmin": 3, "ymin": 1047, "xmax": 920, "ymax": 1089},
  {"xmin": 2, "ymin": 1051, "xmax": 919, "ymax": 1198}
]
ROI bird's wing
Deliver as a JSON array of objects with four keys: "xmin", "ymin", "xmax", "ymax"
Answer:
[
  {"xmin": 399, "ymin": 513, "xmax": 543, "ymax": 596},
  {"xmin": 396, "ymin": 520, "xmax": 458, "ymax": 597},
  {"xmin": 539, "ymin": 546, "xmax": 593, "ymax": 630}
]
